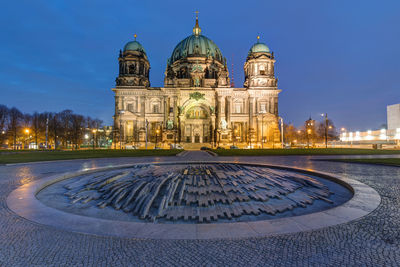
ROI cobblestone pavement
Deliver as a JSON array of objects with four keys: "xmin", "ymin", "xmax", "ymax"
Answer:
[{"xmin": 1, "ymin": 154, "xmax": 400, "ymax": 266}]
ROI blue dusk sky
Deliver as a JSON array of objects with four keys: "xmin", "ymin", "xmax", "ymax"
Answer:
[{"xmin": 1, "ymin": 0, "xmax": 399, "ymax": 130}]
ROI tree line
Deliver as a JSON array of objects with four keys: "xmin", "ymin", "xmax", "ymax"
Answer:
[
  {"xmin": 283, "ymin": 118, "xmax": 339, "ymax": 147},
  {"xmin": 0, "ymin": 105, "xmax": 105, "ymax": 150}
]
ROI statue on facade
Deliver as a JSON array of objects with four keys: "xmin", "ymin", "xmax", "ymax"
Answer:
[
  {"xmin": 220, "ymin": 119, "xmax": 227, "ymax": 130},
  {"xmin": 194, "ymin": 77, "xmax": 200, "ymax": 87},
  {"xmin": 167, "ymin": 119, "xmax": 174, "ymax": 130}
]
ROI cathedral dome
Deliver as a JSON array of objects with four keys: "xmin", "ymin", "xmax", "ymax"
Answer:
[
  {"xmin": 168, "ymin": 14, "xmax": 224, "ymax": 65},
  {"xmin": 123, "ymin": 36, "xmax": 146, "ymax": 53},
  {"xmin": 249, "ymin": 37, "xmax": 270, "ymax": 54},
  {"xmin": 170, "ymin": 35, "xmax": 224, "ymax": 64}
]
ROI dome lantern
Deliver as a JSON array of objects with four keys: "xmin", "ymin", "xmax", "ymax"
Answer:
[{"xmin": 193, "ymin": 11, "xmax": 202, "ymax": 36}]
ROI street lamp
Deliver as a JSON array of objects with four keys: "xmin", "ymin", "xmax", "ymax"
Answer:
[
  {"xmin": 24, "ymin": 129, "xmax": 30, "ymax": 149},
  {"xmin": 321, "ymin": 113, "xmax": 329, "ymax": 148},
  {"xmin": 278, "ymin": 117, "xmax": 284, "ymax": 149},
  {"xmin": 145, "ymin": 119, "xmax": 149, "ymax": 150},
  {"xmin": 233, "ymin": 129, "xmax": 238, "ymax": 147},
  {"xmin": 155, "ymin": 129, "xmax": 160, "ymax": 149},
  {"xmin": 307, "ymin": 128, "xmax": 312, "ymax": 148},
  {"xmin": 92, "ymin": 129, "xmax": 97, "ymax": 150},
  {"xmin": 260, "ymin": 111, "xmax": 267, "ymax": 149},
  {"xmin": 118, "ymin": 110, "xmax": 125, "ymax": 149}
]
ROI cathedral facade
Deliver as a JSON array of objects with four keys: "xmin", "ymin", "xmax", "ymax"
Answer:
[{"xmin": 112, "ymin": 15, "xmax": 281, "ymax": 148}]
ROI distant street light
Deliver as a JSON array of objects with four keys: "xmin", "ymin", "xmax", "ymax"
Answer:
[
  {"xmin": 321, "ymin": 113, "xmax": 329, "ymax": 148},
  {"xmin": 92, "ymin": 129, "xmax": 97, "ymax": 150},
  {"xmin": 233, "ymin": 129, "xmax": 238, "ymax": 147},
  {"xmin": 118, "ymin": 110, "xmax": 125, "ymax": 149},
  {"xmin": 155, "ymin": 129, "xmax": 160, "ymax": 149},
  {"xmin": 24, "ymin": 128, "xmax": 30, "ymax": 149},
  {"xmin": 260, "ymin": 111, "xmax": 267, "ymax": 149},
  {"xmin": 279, "ymin": 117, "xmax": 284, "ymax": 148},
  {"xmin": 307, "ymin": 128, "xmax": 312, "ymax": 148}
]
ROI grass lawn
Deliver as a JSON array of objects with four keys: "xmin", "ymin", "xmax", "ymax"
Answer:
[
  {"xmin": 211, "ymin": 148, "xmax": 400, "ymax": 157},
  {"xmin": 0, "ymin": 149, "xmax": 182, "ymax": 164},
  {"xmin": 318, "ymin": 158, "xmax": 400, "ymax": 167}
]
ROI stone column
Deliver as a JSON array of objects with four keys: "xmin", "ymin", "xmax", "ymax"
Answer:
[
  {"xmin": 217, "ymin": 95, "xmax": 223, "ymax": 129},
  {"xmin": 141, "ymin": 96, "xmax": 146, "ymax": 117},
  {"xmin": 173, "ymin": 97, "xmax": 178, "ymax": 125},
  {"xmin": 226, "ymin": 96, "xmax": 231, "ymax": 126},
  {"xmin": 249, "ymin": 97, "xmax": 254, "ymax": 129},
  {"xmin": 163, "ymin": 96, "xmax": 168, "ymax": 127}
]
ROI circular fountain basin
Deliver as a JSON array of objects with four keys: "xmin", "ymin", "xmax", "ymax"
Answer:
[{"xmin": 7, "ymin": 162, "xmax": 380, "ymax": 239}]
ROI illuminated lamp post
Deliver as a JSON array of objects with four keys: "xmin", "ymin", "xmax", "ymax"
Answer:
[
  {"xmin": 92, "ymin": 129, "xmax": 97, "ymax": 150},
  {"xmin": 279, "ymin": 117, "xmax": 284, "ymax": 148},
  {"xmin": 233, "ymin": 129, "xmax": 238, "ymax": 147},
  {"xmin": 24, "ymin": 129, "xmax": 30, "ymax": 149},
  {"xmin": 307, "ymin": 128, "xmax": 312, "ymax": 148},
  {"xmin": 260, "ymin": 111, "xmax": 267, "ymax": 149},
  {"xmin": 155, "ymin": 129, "xmax": 160, "ymax": 149},
  {"xmin": 321, "ymin": 113, "xmax": 329, "ymax": 148},
  {"xmin": 118, "ymin": 110, "xmax": 125, "ymax": 149}
]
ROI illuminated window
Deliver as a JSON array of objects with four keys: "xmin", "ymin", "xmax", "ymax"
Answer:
[
  {"xmin": 235, "ymin": 103, "xmax": 242, "ymax": 113},
  {"xmin": 152, "ymin": 103, "xmax": 160, "ymax": 113},
  {"xmin": 127, "ymin": 104, "xmax": 134, "ymax": 112}
]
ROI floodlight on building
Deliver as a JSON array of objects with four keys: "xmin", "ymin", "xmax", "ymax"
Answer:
[
  {"xmin": 395, "ymin": 128, "xmax": 400, "ymax": 139},
  {"xmin": 355, "ymin": 131, "xmax": 361, "ymax": 141},
  {"xmin": 348, "ymin": 132, "xmax": 353, "ymax": 141},
  {"xmin": 85, "ymin": 134, "xmax": 89, "ymax": 139},
  {"xmin": 379, "ymin": 129, "xmax": 387, "ymax": 140}
]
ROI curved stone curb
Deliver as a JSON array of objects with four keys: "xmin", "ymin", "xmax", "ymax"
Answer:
[{"xmin": 6, "ymin": 161, "xmax": 381, "ymax": 240}]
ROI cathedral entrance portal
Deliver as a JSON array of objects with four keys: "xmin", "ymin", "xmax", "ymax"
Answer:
[{"xmin": 183, "ymin": 105, "xmax": 211, "ymax": 144}]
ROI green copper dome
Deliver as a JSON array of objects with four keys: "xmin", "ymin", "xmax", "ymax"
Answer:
[
  {"xmin": 249, "ymin": 40, "xmax": 270, "ymax": 54},
  {"xmin": 168, "ymin": 15, "xmax": 224, "ymax": 65},
  {"xmin": 123, "ymin": 40, "xmax": 146, "ymax": 53},
  {"xmin": 169, "ymin": 34, "xmax": 224, "ymax": 64}
]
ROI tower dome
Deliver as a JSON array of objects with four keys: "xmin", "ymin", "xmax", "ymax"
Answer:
[
  {"xmin": 249, "ymin": 36, "xmax": 271, "ymax": 54},
  {"xmin": 116, "ymin": 34, "xmax": 150, "ymax": 87},
  {"xmin": 123, "ymin": 34, "xmax": 146, "ymax": 53},
  {"xmin": 168, "ymin": 13, "xmax": 225, "ymax": 65}
]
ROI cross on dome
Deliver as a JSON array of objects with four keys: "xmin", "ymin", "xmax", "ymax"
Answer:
[{"xmin": 193, "ymin": 11, "xmax": 202, "ymax": 36}]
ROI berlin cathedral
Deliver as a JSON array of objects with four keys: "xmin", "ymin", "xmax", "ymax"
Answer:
[{"xmin": 112, "ymin": 14, "xmax": 281, "ymax": 148}]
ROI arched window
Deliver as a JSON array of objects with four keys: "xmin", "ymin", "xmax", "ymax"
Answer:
[
  {"xmin": 234, "ymin": 99, "xmax": 244, "ymax": 114},
  {"xmin": 129, "ymin": 64, "xmax": 136, "ymax": 74},
  {"xmin": 152, "ymin": 102, "xmax": 160, "ymax": 113},
  {"xmin": 259, "ymin": 65, "xmax": 266, "ymax": 75}
]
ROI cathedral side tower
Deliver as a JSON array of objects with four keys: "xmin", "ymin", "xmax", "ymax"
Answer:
[
  {"xmin": 115, "ymin": 35, "xmax": 150, "ymax": 88},
  {"xmin": 244, "ymin": 36, "xmax": 277, "ymax": 89},
  {"xmin": 244, "ymin": 36, "xmax": 281, "ymax": 145}
]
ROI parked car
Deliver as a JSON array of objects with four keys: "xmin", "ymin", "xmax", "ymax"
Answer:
[
  {"xmin": 216, "ymin": 146, "xmax": 225, "ymax": 149},
  {"xmin": 230, "ymin": 145, "xmax": 239, "ymax": 149},
  {"xmin": 170, "ymin": 144, "xmax": 183, "ymax": 149},
  {"xmin": 125, "ymin": 145, "xmax": 137, "ymax": 150},
  {"xmin": 200, "ymin": 146, "xmax": 210, "ymax": 150}
]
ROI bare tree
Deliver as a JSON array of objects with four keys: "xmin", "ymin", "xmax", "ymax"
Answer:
[
  {"xmin": 59, "ymin": 110, "xmax": 73, "ymax": 148},
  {"xmin": 32, "ymin": 112, "xmax": 40, "ymax": 149},
  {"xmin": 70, "ymin": 114, "xmax": 85, "ymax": 149},
  {"xmin": 0, "ymin": 105, "xmax": 8, "ymax": 146},
  {"xmin": 48, "ymin": 112, "xmax": 60, "ymax": 149},
  {"xmin": 8, "ymin": 107, "xmax": 23, "ymax": 149}
]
